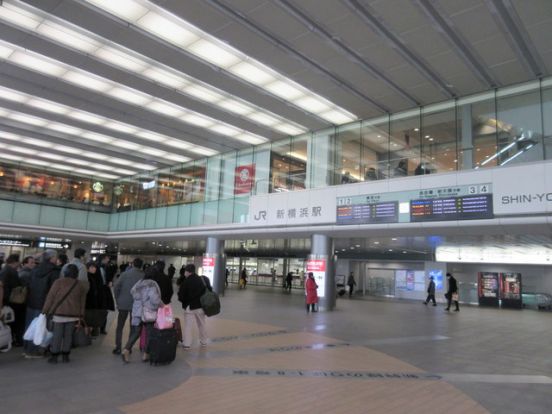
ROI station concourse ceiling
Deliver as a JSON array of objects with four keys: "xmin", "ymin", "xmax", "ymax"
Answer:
[{"xmin": 0, "ymin": 0, "xmax": 550, "ymax": 180}]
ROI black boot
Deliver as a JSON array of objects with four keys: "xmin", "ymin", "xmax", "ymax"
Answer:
[
  {"xmin": 48, "ymin": 353, "xmax": 59, "ymax": 364},
  {"xmin": 61, "ymin": 352, "xmax": 70, "ymax": 363},
  {"xmin": 306, "ymin": 305, "xmax": 310, "ymax": 313}
]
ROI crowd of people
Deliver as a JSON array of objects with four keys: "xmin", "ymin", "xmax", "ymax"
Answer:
[{"xmin": 0, "ymin": 250, "xmax": 213, "ymax": 365}]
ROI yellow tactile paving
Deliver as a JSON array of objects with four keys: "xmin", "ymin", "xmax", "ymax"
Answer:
[{"xmin": 118, "ymin": 318, "xmax": 490, "ymax": 414}]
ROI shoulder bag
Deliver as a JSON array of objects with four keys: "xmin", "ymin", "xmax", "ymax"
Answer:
[
  {"xmin": 46, "ymin": 279, "xmax": 79, "ymax": 331},
  {"xmin": 199, "ymin": 276, "xmax": 220, "ymax": 317}
]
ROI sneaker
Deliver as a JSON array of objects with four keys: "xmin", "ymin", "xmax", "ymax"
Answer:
[
  {"xmin": 182, "ymin": 345, "xmax": 191, "ymax": 351},
  {"xmin": 454, "ymin": 309, "xmax": 460, "ymax": 312},
  {"xmin": 423, "ymin": 302, "xmax": 427, "ymax": 305},
  {"xmin": 432, "ymin": 304, "xmax": 437, "ymax": 307},
  {"xmin": 112, "ymin": 348, "xmax": 121, "ymax": 355},
  {"xmin": 24, "ymin": 352, "xmax": 44, "ymax": 359},
  {"xmin": 200, "ymin": 342, "xmax": 207, "ymax": 348},
  {"xmin": 444, "ymin": 308, "xmax": 450, "ymax": 311}
]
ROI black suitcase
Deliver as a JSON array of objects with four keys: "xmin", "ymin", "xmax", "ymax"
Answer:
[
  {"xmin": 148, "ymin": 328, "xmax": 178, "ymax": 365},
  {"xmin": 338, "ymin": 289, "xmax": 346, "ymax": 297}
]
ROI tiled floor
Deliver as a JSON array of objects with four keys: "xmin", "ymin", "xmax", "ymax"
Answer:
[{"xmin": 1, "ymin": 285, "xmax": 550, "ymax": 413}]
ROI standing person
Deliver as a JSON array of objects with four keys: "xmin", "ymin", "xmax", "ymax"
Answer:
[
  {"xmin": 305, "ymin": 272, "xmax": 318, "ymax": 313},
  {"xmin": 285, "ymin": 272, "xmax": 293, "ymax": 292},
  {"xmin": 98, "ymin": 255, "xmax": 114, "ymax": 335},
  {"xmin": 62, "ymin": 248, "xmax": 89, "ymax": 292},
  {"xmin": 18, "ymin": 256, "xmax": 36, "ymax": 286},
  {"xmin": 23, "ymin": 250, "xmax": 60, "ymax": 358},
  {"xmin": 121, "ymin": 271, "xmax": 162, "ymax": 363},
  {"xmin": 347, "ymin": 272, "xmax": 357, "ymax": 298},
  {"xmin": 225, "ymin": 268, "xmax": 229, "ymax": 288},
  {"xmin": 424, "ymin": 276, "xmax": 437, "ymax": 306},
  {"xmin": 85, "ymin": 261, "xmax": 107, "ymax": 337},
  {"xmin": 0, "ymin": 254, "xmax": 23, "ymax": 346},
  {"xmin": 56, "ymin": 254, "xmax": 68, "ymax": 270},
  {"xmin": 239, "ymin": 268, "xmax": 247, "ymax": 289},
  {"xmin": 445, "ymin": 273, "xmax": 460, "ymax": 312},
  {"xmin": 150, "ymin": 261, "xmax": 173, "ymax": 305},
  {"xmin": 42, "ymin": 264, "xmax": 87, "ymax": 364},
  {"xmin": 112, "ymin": 258, "xmax": 144, "ymax": 355},
  {"xmin": 167, "ymin": 264, "xmax": 176, "ymax": 281},
  {"xmin": 177, "ymin": 264, "xmax": 211, "ymax": 349}
]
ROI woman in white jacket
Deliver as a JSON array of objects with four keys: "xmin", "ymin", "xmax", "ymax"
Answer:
[{"xmin": 121, "ymin": 273, "xmax": 161, "ymax": 363}]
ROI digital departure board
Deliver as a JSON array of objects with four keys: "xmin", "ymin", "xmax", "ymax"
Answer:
[
  {"xmin": 337, "ymin": 201, "xmax": 398, "ymax": 225},
  {"xmin": 410, "ymin": 194, "xmax": 493, "ymax": 222}
]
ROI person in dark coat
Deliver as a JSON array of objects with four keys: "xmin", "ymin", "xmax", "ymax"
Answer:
[
  {"xmin": 424, "ymin": 276, "xmax": 437, "ymax": 306},
  {"xmin": 23, "ymin": 250, "xmax": 60, "ymax": 357},
  {"xmin": 347, "ymin": 272, "xmax": 356, "ymax": 298},
  {"xmin": 177, "ymin": 264, "xmax": 211, "ymax": 349},
  {"xmin": 0, "ymin": 254, "xmax": 23, "ymax": 346},
  {"xmin": 167, "ymin": 264, "xmax": 176, "ymax": 281},
  {"xmin": 85, "ymin": 261, "xmax": 107, "ymax": 336},
  {"xmin": 149, "ymin": 261, "xmax": 173, "ymax": 305},
  {"xmin": 285, "ymin": 272, "xmax": 293, "ymax": 292},
  {"xmin": 445, "ymin": 272, "xmax": 459, "ymax": 312}
]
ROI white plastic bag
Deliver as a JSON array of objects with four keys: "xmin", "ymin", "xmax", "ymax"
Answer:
[
  {"xmin": 24, "ymin": 316, "xmax": 40, "ymax": 341},
  {"xmin": 0, "ymin": 321, "xmax": 12, "ymax": 353},
  {"xmin": 33, "ymin": 314, "xmax": 48, "ymax": 346}
]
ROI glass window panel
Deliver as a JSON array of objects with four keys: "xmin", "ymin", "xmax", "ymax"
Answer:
[
  {"xmin": 389, "ymin": 111, "xmax": 421, "ymax": 178},
  {"xmin": 220, "ymin": 151, "xmax": 237, "ymax": 200},
  {"xmin": 191, "ymin": 159, "xmax": 206, "ymax": 203},
  {"xmin": 135, "ymin": 173, "xmax": 157, "ymax": 209},
  {"xmin": 205, "ymin": 155, "xmax": 221, "ymax": 201},
  {"xmin": 307, "ymin": 128, "xmax": 334, "ymax": 188},
  {"xmin": 421, "ymin": 108, "xmax": 458, "ymax": 174},
  {"xmin": 336, "ymin": 122, "xmax": 361, "ymax": 185},
  {"xmin": 171, "ymin": 162, "xmax": 197, "ymax": 205},
  {"xmin": 114, "ymin": 179, "xmax": 138, "ymax": 212},
  {"xmin": 270, "ymin": 138, "xmax": 291, "ymax": 192},
  {"xmin": 496, "ymin": 89, "xmax": 543, "ymax": 166},
  {"xmin": 463, "ymin": 95, "xmax": 498, "ymax": 169},
  {"xmin": 156, "ymin": 168, "xmax": 175, "ymax": 207},
  {"xmin": 252, "ymin": 143, "xmax": 271, "ymax": 195},
  {"xmin": 543, "ymin": 86, "xmax": 552, "ymax": 159},
  {"xmin": 361, "ymin": 118, "xmax": 389, "ymax": 181},
  {"xmin": 0, "ymin": 163, "xmax": 17, "ymax": 195},
  {"xmin": 289, "ymin": 135, "xmax": 307, "ymax": 190}
]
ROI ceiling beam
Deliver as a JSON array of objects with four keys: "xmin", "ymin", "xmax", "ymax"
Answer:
[
  {"xmin": 484, "ymin": 0, "xmax": 546, "ymax": 78},
  {"xmin": 204, "ymin": 0, "xmax": 390, "ymax": 114},
  {"xmin": 277, "ymin": 0, "xmax": 423, "ymax": 106},
  {"xmin": 341, "ymin": 0, "xmax": 455, "ymax": 100},
  {"xmin": 413, "ymin": 0, "xmax": 500, "ymax": 89}
]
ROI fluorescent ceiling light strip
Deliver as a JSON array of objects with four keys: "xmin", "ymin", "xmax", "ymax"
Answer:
[
  {"xmin": 0, "ymin": 38, "xmax": 268, "ymax": 147},
  {"xmin": 0, "ymin": 85, "xmax": 198, "ymax": 158},
  {"xmin": 82, "ymin": 0, "xmax": 356, "ymax": 124},
  {"xmin": 0, "ymin": 2, "xmax": 306, "ymax": 136}
]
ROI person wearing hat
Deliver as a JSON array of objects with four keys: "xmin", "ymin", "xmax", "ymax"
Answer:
[{"xmin": 423, "ymin": 276, "xmax": 436, "ymax": 306}]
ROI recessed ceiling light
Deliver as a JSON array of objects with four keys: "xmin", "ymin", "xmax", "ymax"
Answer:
[
  {"xmin": 94, "ymin": 46, "xmax": 147, "ymax": 72},
  {"xmin": 137, "ymin": 11, "xmax": 198, "ymax": 45},
  {"xmin": 374, "ymin": 241, "xmax": 380, "ymax": 245},
  {"xmin": 9, "ymin": 50, "xmax": 66, "ymax": 76},
  {"xmin": 392, "ymin": 238, "xmax": 397, "ymax": 241},
  {"xmin": 187, "ymin": 39, "xmax": 241, "ymax": 68},
  {"xmin": 227, "ymin": 61, "xmax": 275, "ymax": 86},
  {"xmin": 388, "ymin": 249, "xmax": 393, "ymax": 252}
]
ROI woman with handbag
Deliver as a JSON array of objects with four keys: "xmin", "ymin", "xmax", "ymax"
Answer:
[
  {"xmin": 121, "ymin": 272, "xmax": 162, "ymax": 363},
  {"xmin": 42, "ymin": 264, "xmax": 87, "ymax": 363}
]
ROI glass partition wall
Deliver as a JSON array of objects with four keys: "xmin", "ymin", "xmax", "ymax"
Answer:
[{"xmin": 2, "ymin": 77, "xmax": 552, "ymax": 214}]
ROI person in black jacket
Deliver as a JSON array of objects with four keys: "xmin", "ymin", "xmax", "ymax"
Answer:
[
  {"xmin": 177, "ymin": 264, "xmax": 211, "ymax": 349},
  {"xmin": 23, "ymin": 250, "xmax": 60, "ymax": 357},
  {"xmin": 445, "ymin": 273, "xmax": 459, "ymax": 312},
  {"xmin": 424, "ymin": 276, "xmax": 437, "ymax": 306},
  {"xmin": 0, "ymin": 254, "xmax": 24, "ymax": 346},
  {"xmin": 167, "ymin": 264, "xmax": 176, "ymax": 281},
  {"xmin": 148, "ymin": 261, "xmax": 173, "ymax": 305},
  {"xmin": 85, "ymin": 261, "xmax": 107, "ymax": 336}
]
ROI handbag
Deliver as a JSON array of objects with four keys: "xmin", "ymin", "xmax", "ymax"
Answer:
[
  {"xmin": 9, "ymin": 286, "xmax": 28, "ymax": 305},
  {"xmin": 72, "ymin": 321, "xmax": 91, "ymax": 347},
  {"xmin": 0, "ymin": 321, "xmax": 12, "ymax": 353},
  {"xmin": 142, "ymin": 307, "xmax": 158, "ymax": 323},
  {"xmin": 154, "ymin": 304, "xmax": 174, "ymax": 330},
  {"xmin": 452, "ymin": 293, "xmax": 459, "ymax": 301}
]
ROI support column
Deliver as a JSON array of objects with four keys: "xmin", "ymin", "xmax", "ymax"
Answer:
[
  {"xmin": 461, "ymin": 105, "xmax": 473, "ymax": 170},
  {"xmin": 308, "ymin": 234, "xmax": 335, "ymax": 311},
  {"xmin": 204, "ymin": 237, "xmax": 226, "ymax": 295}
]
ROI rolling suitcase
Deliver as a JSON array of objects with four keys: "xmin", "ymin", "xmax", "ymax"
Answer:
[{"xmin": 148, "ymin": 327, "xmax": 178, "ymax": 365}]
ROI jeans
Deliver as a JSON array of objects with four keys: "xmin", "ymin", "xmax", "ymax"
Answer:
[
  {"xmin": 51, "ymin": 322, "xmax": 76, "ymax": 354},
  {"xmin": 124, "ymin": 322, "xmax": 154, "ymax": 352},
  {"xmin": 114, "ymin": 310, "xmax": 130, "ymax": 350},
  {"xmin": 425, "ymin": 294, "xmax": 436, "ymax": 305}
]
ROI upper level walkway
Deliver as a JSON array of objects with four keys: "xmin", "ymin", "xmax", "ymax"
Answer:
[{"xmin": 1, "ymin": 285, "xmax": 550, "ymax": 414}]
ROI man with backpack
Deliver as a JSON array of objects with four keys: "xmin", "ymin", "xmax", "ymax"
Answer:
[{"xmin": 177, "ymin": 264, "xmax": 212, "ymax": 349}]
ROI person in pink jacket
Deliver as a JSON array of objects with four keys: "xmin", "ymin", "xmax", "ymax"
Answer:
[{"xmin": 305, "ymin": 272, "xmax": 318, "ymax": 313}]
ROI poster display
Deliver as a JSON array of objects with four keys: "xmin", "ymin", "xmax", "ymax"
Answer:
[
  {"xmin": 500, "ymin": 273, "xmax": 522, "ymax": 309},
  {"xmin": 395, "ymin": 270, "xmax": 426, "ymax": 292},
  {"xmin": 478, "ymin": 272, "xmax": 500, "ymax": 307},
  {"xmin": 234, "ymin": 164, "xmax": 256, "ymax": 195},
  {"xmin": 202, "ymin": 256, "xmax": 216, "ymax": 285},
  {"xmin": 306, "ymin": 258, "xmax": 326, "ymax": 298},
  {"xmin": 428, "ymin": 269, "xmax": 444, "ymax": 290}
]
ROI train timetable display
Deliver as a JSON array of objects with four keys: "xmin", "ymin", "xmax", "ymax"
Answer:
[
  {"xmin": 410, "ymin": 194, "xmax": 493, "ymax": 222},
  {"xmin": 337, "ymin": 201, "xmax": 398, "ymax": 225}
]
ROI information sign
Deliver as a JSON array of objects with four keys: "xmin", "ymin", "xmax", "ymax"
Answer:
[
  {"xmin": 410, "ymin": 194, "xmax": 493, "ymax": 222},
  {"xmin": 202, "ymin": 256, "xmax": 216, "ymax": 285},
  {"xmin": 478, "ymin": 272, "xmax": 499, "ymax": 307},
  {"xmin": 306, "ymin": 258, "xmax": 326, "ymax": 298},
  {"xmin": 336, "ymin": 201, "xmax": 398, "ymax": 225},
  {"xmin": 500, "ymin": 272, "xmax": 522, "ymax": 309}
]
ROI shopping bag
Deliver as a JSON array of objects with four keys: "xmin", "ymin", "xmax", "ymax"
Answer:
[
  {"xmin": 24, "ymin": 316, "xmax": 40, "ymax": 341},
  {"xmin": 154, "ymin": 305, "xmax": 174, "ymax": 330},
  {"xmin": 40, "ymin": 330, "xmax": 53, "ymax": 348},
  {"xmin": 32, "ymin": 314, "xmax": 48, "ymax": 346},
  {"xmin": 72, "ymin": 321, "xmax": 91, "ymax": 347},
  {"xmin": 0, "ymin": 321, "xmax": 12, "ymax": 353}
]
